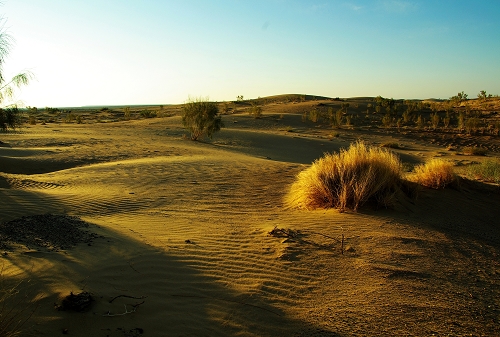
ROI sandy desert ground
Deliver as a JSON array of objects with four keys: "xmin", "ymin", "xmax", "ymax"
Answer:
[{"xmin": 1, "ymin": 96, "xmax": 499, "ymax": 336}]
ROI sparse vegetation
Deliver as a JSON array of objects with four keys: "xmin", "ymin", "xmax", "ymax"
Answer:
[
  {"xmin": 411, "ymin": 159, "xmax": 456, "ymax": 189},
  {"xmin": 249, "ymin": 104, "xmax": 263, "ymax": 119},
  {"xmin": 430, "ymin": 113, "xmax": 440, "ymax": 129},
  {"xmin": 462, "ymin": 146, "xmax": 487, "ymax": 156},
  {"xmin": 181, "ymin": 97, "xmax": 224, "ymax": 140},
  {"xmin": 0, "ymin": 273, "xmax": 37, "ymax": 337},
  {"xmin": 123, "ymin": 107, "xmax": 131, "ymax": 120},
  {"xmin": 286, "ymin": 141, "xmax": 403, "ymax": 211},
  {"xmin": 140, "ymin": 110, "xmax": 156, "ymax": 118},
  {"xmin": 465, "ymin": 159, "xmax": 500, "ymax": 184}
]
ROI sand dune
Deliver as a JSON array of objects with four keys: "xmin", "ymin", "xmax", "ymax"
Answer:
[{"xmin": 1, "ymin": 109, "xmax": 499, "ymax": 336}]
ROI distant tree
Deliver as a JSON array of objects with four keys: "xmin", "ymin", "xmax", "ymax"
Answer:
[
  {"xmin": 450, "ymin": 91, "xmax": 468, "ymax": 106},
  {"xmin": 477, "ymin": 90, "xmax": 491, "ymax": 100},
  {"xmin": 236, "ymin": 95, "xmax": 244, "ymax": 102},
  {"xmin": 182, "ymin": 97, "xmax": 224, "ymax": 140},
  {"xmin": 458, "ymin": 91, "xmax": 468, "ymax": 101},
  {"xmin": 0, "ymin": 17, "xmax": 33, "ymax": 131}
]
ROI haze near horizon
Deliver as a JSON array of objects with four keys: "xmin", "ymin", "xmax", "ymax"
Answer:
[{"xmin": 3, "ymin": 0, "xmax": 500, "ymax": 107}]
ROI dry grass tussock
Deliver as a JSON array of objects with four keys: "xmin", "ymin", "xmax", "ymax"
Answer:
[
  {"xmin": 286, "ymin": 141, "xmax": 403, "ymax": 211},
  {"xmin": 410, "ymin": 159, "xmax": 456, "ymax": 189}
]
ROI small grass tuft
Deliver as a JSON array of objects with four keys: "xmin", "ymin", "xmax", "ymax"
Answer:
[
  {"xmin": 411, "ymin": 159, "xmax": 456, "ymax": 189},
  {"xmin": 465, "ymin": 159, "xmax": 500, "ymax": 184},
  {"xmin": 286, "ymin": 141, "xmax": 402, "ymax": 211}
]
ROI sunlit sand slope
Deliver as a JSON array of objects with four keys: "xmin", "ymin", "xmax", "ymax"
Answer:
[{"xmin": 0, "ymin": 117, "xmax": 499, "ymax": 336}]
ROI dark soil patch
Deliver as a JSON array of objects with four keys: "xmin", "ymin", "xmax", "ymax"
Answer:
[{"xmin": 0, "ymin": 214, "xmax": 101, "ymax": 251}]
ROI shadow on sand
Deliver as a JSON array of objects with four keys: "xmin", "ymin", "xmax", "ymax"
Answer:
[{"xmin": 0, "ymin": 187, "xmax": 342, "ymax": 337}]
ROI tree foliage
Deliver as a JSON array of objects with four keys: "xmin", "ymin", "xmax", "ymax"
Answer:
[
  {"xmin": 181, "ymin": 97, "xmax": 224, "ymax": 140},
  {"xmin": 0, "ymin": 17, "xmax": 33, "ymax": 131}
]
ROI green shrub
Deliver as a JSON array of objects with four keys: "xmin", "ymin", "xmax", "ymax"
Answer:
[
  {"xmin": 465, "ymin": 159, "xmax": 500, "ymax": 184},
  {"xmin": 249, "ymin": 105, "xmax": 263, "ymax": 119},
  {"xmin": 182, "ymin": 97, "xmax": 224, "ymax": 140},
  {"xmin": 123, "ymin": 107, "xmax": 131, "ymax": 120},
  {"xmin": 0, "ymin": 107, "xmax": 21, "ymax": 131},
  {"xmin": 465, "ymin": 117, "xmax": 480, "ymax": 134},
  {"xmin": 430, "ymin": 113, "xmax": 440, "ymax": 129},
  {"xmin": 140, "ymin": 110, "xmax": 156, "ymax": 118},
  {"xmin": 308, "ymin": 108, "xmax": 320, "ymax": 122},
  {"xmin": 382, "ymin": 114, "xmax": 392, "ymax": 127}
]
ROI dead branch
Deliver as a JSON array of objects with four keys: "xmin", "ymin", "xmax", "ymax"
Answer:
[{"xmin": 103, "ymin": 301, "xmax": 145, "ymax": 317}]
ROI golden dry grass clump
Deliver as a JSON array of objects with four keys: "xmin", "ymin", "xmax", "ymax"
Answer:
[
  {"xmin": 286, "ymin": 141, "xmax": 403, "ymax": 211},
  {"xmin": 411, "ymin": 159, "xmax": 456, "ymax": 189}
]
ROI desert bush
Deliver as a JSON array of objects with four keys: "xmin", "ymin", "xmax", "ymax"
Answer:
[
  {"xmin": 462, "ymin": 146, "xmax": 487, "ymax": 156},
  {"xmin": 308, "ymin": 108, "xmax": 320, "ymax": 123},
  {"xmin": 249, "ymin": 105, "xmax": 263, "ymax": 119},
  {"xmin": 382, "ymin": 114, "xmax": 392, "ymax": 127},
  {"xmin": 286, "ymin": 141, "xmax": 403, "ymax": 211},
  {"xmin": 411, "ymin": 159, "xmax": 456, "ymax": 189},
  {"xmin": 416, "ymin": 115, "xmax": 425, "ymax": 129},
  {"xmin": 123, "ymin": 107, "xmax": 131, "ymax": 120},
  {"xmin": 477, "ymin": 90, "xmax": 492, "ymax": 100},
  {"xmin": 64, "ymin": 112, "xmax": 76, "ymax": 123},
  {"xmin": 465, "ymin": 159, "xmax": 500, "ymax": 184},
  {"xmin": 443, "ymin": 112, "xmax": 451, "ymax": 128},
  {"xmin": 329, "ymin": 109, "xmax": 343, "ymax": 128},
  {"xmin": 182, "ymin": 97, "xmax": 224, "ymax": 140},
  {"xmin": 28, "ymin": 116, "xmax": 36, "ymax": 125},
  {"xmin": 140, "ymin": 110, "xmax": 156, "ymax": 118},
  {"xmin": 402, "ymin": 110, "xmax": 412, "ymax": 123},
  {"xmin": 430, "ymin": 113, "xmax": 440, "ymax": 129},
  {"xmin": 465, "ymin": 117, "xmax": 480, "ymax": 134},
  {"xmin": 221, "ymin": 102, "xmax": 231, "ymax": 114},
  {"xmin": 0, "ymin": 107, "xmax": 21, "ymax": 131}
]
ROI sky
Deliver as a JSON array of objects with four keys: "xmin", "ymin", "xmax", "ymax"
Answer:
[{"xmin": 1, "ymin": 0, "xmax": 499, "ymax": 107}]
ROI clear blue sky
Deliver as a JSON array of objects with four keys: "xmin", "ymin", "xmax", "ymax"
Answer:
[{"xmin": 2, "ymin": 0, "xmax": 500, "ymax": 107}]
